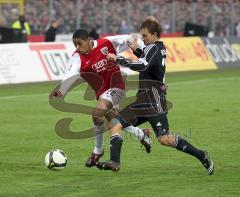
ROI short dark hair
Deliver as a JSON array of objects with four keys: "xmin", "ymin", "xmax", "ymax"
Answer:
[
  {"xmin": 72, "ymin": 29, "xmax": 89, "ymax": 40},
  {"xmin": 140, "ymin": 16, "xmax": 162, "ymax": 38}
]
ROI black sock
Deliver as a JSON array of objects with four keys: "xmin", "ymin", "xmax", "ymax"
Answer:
[
  {"xmin": 110, "ymin": 134, "xmax": 123, "ymax": 163},
  {"xmin": 175, "ymin": 136, "xmax": 205, "ymax": 161}
]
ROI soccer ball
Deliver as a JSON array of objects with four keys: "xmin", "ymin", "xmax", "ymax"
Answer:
[{"xmin": 45, "ymin": 149, "xmax": 68, "ymax": 170}]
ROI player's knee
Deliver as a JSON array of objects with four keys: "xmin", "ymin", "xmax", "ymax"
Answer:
[
  {"xmin": 105, "ymin": 108, "xmax": 118, "ymax": 122},
  {"xmin": 157, "ymin": 135, "xmax": 174, "ymax": 146},
  {"xmin": 92, "ymin": 108, "xmax": 106, "ymax": 124},
  {"xmin": 157, "ymin": 135, "xmax": 167, "ymax": 145},
  {"xmin": 92, "ymin": 112, "xmax": 104, "ymax": 126},
  {"xmin": 92, "ymin": 116, "xmax": 104, "ymax": 126}
]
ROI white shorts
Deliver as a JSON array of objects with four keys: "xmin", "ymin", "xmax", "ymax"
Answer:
[{"xmin": 99, "ymin": 88, "xmax": 125, "ymax": 109}]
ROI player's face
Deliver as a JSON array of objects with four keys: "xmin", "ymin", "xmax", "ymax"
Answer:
[
  {"xmin": 140, "ymin": 28, "xmax": 158, "ymax": 45},
  {"xmin": 73, "ymin": 38, "xmax": 92, "ymax": 55}
]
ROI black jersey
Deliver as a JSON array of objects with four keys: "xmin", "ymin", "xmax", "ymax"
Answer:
[
  {"xmin": 117, "ymin": 41, "xmax": 169, "ymax": 135},
  {"xmin": 116, "ymin": 41, "xmax": 167, "ymax": 96}
]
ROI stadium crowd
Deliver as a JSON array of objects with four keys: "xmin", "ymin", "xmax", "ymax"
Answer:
[{"xmin": 0, "ymin": 0, "xmax": 240, "ymax": 36}]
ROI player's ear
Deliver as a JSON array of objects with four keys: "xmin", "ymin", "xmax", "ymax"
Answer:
[
  {"xmin": 87, "ymin": 37, "xmax": 92, "ymax": 42},
  {"xmin": 153, "ymin": 32, "xmax": 158, "ymax": 39},
  {"xmin": 88, "ymin": 38, "xmax": 93, "ymax": 46}
]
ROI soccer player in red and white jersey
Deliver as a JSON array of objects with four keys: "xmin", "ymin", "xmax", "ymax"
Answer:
[{"xmin": 50, "ymin": 29, "xmax": 152, "ymax": 168}]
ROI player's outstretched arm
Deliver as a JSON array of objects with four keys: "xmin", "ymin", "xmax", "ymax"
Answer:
[
  {"xmin": 107, "ymin": 44, "xmax": 159, "ymax": 71},
  {"xmin": 49, "ymin": 54, "xmax": 83, "ymax": 98},
  {"xmin": 105, "ymin": 34, "xmax": 144, "ymax": 53}
]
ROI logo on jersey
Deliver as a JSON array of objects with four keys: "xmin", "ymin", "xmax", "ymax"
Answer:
[
  {"xmin": 92, "ymin": 59, "xmax": 108, "ymax": 73},
  {"xmin": 161, "ymin": 49, "xmax": 166, "ymax": 56},
  {"xmin": 100, "ymin": 47, "xmax": 108, "ymax": 55}
]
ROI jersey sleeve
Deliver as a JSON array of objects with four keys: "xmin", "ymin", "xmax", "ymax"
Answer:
[
  {"xmin": 133, "ymin": 47, "xmax": 144, "ymax": 58},
  {"xmin": 59, "ymin": 53, "xmax": 82, "ymax": 95},
  {"xmin": 105, "ymin": 34, "xmax": 145, "ymax": 54},
  {"xmin": 116, "ymin": 44, "xmax": 159, "ymax": 71}
]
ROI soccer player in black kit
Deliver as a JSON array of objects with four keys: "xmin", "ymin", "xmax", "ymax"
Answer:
[{"xmin": 97, "ymin": 16, "xmax": 214, "ymax": 175}]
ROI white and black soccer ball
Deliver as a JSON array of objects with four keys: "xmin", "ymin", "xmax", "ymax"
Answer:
[{"xmin": 45, "ymin": 149, "xmax": 68, "ymax": 170}]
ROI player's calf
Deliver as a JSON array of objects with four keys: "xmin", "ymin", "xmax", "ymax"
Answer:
[
  {"xmin": 174, "ymin": 135, "xmax": 214, "ymax": 175},
  {"xmin": 97, "ymin": 134, "xmax": 123, "ymax": 171}
]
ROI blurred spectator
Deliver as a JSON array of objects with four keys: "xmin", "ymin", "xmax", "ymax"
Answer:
[
  {"xmin": 236, "ymin": 21, "xmax": 240, "ymax": 38},
  {"xmin": 45, "ymin": 20, "xmax": 60, "ymax": 42},
  {"xmin": 89, "ymin": 27, "xmax": 99, "ymax": 40},
  {"xmin": 0, "ymin": 0, "xmax": 240, "ymax": 37},
  {"xmin": 119, "ymin": 20, "xmax": 130, "ymax": 34},
  {"xmin": 11, "ymin": 15, "xmax": 31, "ymax": 42}
]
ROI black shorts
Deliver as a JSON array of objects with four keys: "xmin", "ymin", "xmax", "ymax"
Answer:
[{"xmin": 119, "ymin": 90, "xmax": 169, "ymax": 137}]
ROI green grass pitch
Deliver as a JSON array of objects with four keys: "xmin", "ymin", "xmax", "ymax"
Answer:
[{"xmin": 0, "ymin": 68, "xmax": 240, "ymax": 196}]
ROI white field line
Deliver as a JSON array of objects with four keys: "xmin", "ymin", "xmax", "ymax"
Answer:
[
  {"xmin": 0, "ymin": 91, "xmax": 85, "ymax": 100},
  {"xmin": 0, "ymin": 76, "xmax": 239, "ymax": 100}
]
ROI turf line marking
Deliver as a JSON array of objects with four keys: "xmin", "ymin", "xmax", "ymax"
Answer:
[{"xmin": 0, "ymin": 91, "xmax": 84, "ymax": 100}]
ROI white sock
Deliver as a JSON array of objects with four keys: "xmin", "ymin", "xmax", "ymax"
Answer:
[
  {"xmin": 124, "ymin": 126, "xmax": 144, "ymax": 140},
  {"xmin": 93, "ymin": 124, "xmax": 105, "ymax": 154}
]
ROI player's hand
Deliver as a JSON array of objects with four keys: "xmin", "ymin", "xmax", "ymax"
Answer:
[
  {"xmin": 107, "ymin": 53, "xmax": 117, "ymax": 62},
  {"xmin": 49, "ymin": 89, "xmax": 63, "ymax": 98},
  {"xmin": 129, "ymin": 34, "xmax": 138, "ymax": 51}
]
